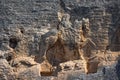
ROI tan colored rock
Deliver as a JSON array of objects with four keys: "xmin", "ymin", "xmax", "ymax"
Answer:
[
  {"xmin": 40, "ymin": 60, "xmax": 53, "ymax": 76},
  {"xmin": 59, "ymin": 60, "xmax": 85, "ymax": 72},
  {"xmin": 18, "ymin": 64, "xmax": 41, "ymax": 80},
  {"xmin": 36, "ymin": 14, "xmax": 98, "ymax": 75},
  {"xmin": 85, "ymin": 61, "xmax": 99, "ymax": 74},
  {"xmin": 11, "ymin": 56, "xmax": 37, "ymax": 66},
  {"xmin": 0, "ymin": 59, "xmax": 14, "ymax": 80}
]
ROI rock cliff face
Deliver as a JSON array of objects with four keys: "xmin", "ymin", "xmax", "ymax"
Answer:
[{"xmin": 0, "ymin": 0, "xmax": 120, "ymax": 80}]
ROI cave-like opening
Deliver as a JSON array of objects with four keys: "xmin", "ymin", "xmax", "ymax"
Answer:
[{"xmin": 9, "ymin": 38, "xmax": 19, "ymax": 49}]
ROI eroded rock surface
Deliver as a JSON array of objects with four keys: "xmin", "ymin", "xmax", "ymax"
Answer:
[
  {"xmin": 0, "ymin": 0, "xmax": 120, "ymax": 80},
  {"xmin": 0, "ymin": 59, "xmax": 14, "ymax": 80}
]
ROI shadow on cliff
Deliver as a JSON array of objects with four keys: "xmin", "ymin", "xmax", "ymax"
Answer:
[
  {"xmin": 106, "ymin": 2, "xmax": 120, "ymax": 51},
  {"xmin": 116, "ymin": 59, "xmax": 120, "ymax": 80}
]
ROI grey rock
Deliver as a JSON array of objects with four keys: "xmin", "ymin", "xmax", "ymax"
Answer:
[
  {"xmin": 0, "ymin": 59, "xmax": 14, "ymax": 80},
  {"xmin": 18, "ymin": 64, "xmax": 41, "ymax": 80},
  {"xmin": 0, "ymin": 0, "xmax": 120, "ymax": 80}
]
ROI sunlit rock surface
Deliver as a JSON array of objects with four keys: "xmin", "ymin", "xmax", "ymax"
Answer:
[{"xmin": 0, "ymin": 0, "xmax": 120, "ymax": 80}]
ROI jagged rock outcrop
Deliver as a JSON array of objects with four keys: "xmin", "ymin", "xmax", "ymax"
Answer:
[
  {"xmin": 35, "ymin": 13, "xmax": 99, "ymax": 76},
  {"xmin": 0, "ymin": 0, "xmax": 120, "ymax": 80}
]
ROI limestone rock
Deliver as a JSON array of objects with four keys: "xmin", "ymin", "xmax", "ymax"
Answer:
[
  {"xmin": 11, "ymin": 56, "xmax": 38, "ymax": 67},
  {"xmin": 59, "ymin": 60, "xmax": 85, "ymax": 72},
  {"xmin": 0, "ymin": 0, "xmax": 120, "ymax": 79},
  {"xmin": 17, "ymin": 64, "xmax": 41, "ymax": 80},
  {"xmin": 40, "ymin": 60, "xmax": 53, "ymax": 76},
  {"xmin": 0, "ymin": 59, "xmax": 14, "ymax": 80},
  {"xmin": 36, "ymin": 14, "xmax": 97, "ymax": 75}
]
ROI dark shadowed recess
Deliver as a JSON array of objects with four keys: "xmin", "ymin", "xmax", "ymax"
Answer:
[
  {"xmin": 70, "ymin": 6, "xmax": 91, "ymax": 22},
  {"xmin": 9, "ymin": 37, "xmax": 20, "ymax": 49},
  {"xmin": 59, "ymin": 0, "xmax": 91, "ymax": 21},
  {"xmin": 116, "ymin": 59, "xmax": 120, "ymax": 80},
  {"xmin": 106, "ymin": 2, "xmax": 120, "ymax": 51}
]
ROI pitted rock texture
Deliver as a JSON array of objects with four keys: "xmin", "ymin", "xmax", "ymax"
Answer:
[
  {"xmin": 0, "ymin": 0, "xmax": 120, "ymax": 80},
  {"xmin": 0, "ymin": 59, "xmax": 14, "ymax": 80}
]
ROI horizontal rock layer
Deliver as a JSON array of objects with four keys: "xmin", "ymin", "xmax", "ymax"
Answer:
[{"xmin": 0, "ymin": 0, "xmax": 120, "ymax": 80}]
